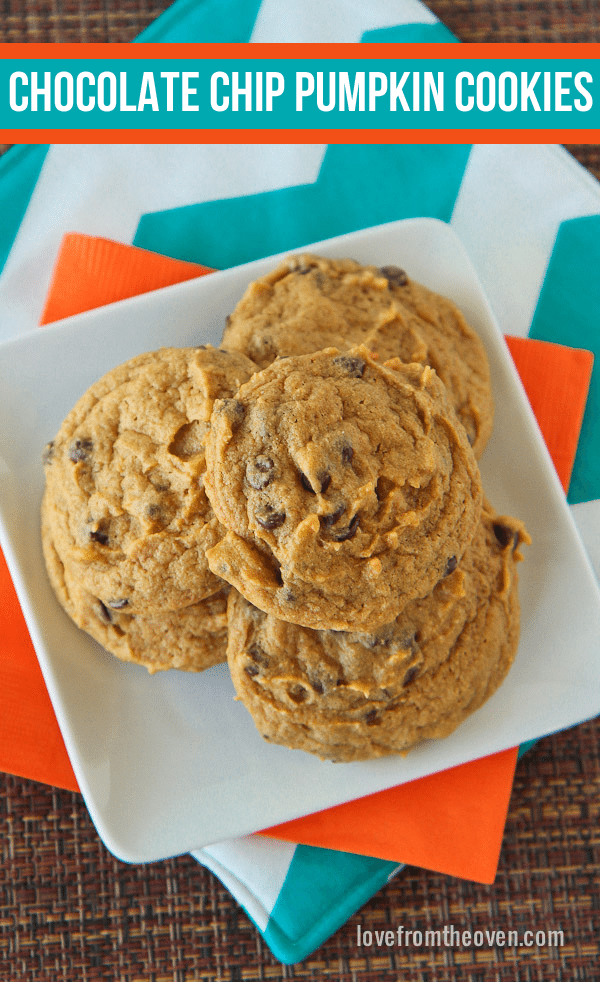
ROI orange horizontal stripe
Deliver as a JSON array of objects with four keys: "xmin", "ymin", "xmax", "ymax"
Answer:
[
  {"xmin": 2, "ymin": 129, "xmax": 599, "ymax": 145},
  {"xmin": 1, "ymin": 42, "xmax": 600, "ymax": 59}
]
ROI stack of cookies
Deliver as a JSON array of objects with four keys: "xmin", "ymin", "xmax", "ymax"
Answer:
[{"xmin": 41, "ymin": 255, "xmax": 529, "ymax": 762}]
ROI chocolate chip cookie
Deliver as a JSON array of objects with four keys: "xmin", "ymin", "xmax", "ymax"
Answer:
[
  {"xmin": 204, "ymin": 346, "xmax": 483, "ymax": 632},
  {"xmin": 42, "ymin": 346, "xmax": 256, "ymax": 615},
  {"xmin": 227, "ymin": 499, "xmax": 530, "ymax": 761},
  {"xmin": 42, "ymin": 514, "xmax": 228, "ymax": 673},
  {"xmin": 221, "ymin": 254, "xmax": 494, "ymax": 457}
]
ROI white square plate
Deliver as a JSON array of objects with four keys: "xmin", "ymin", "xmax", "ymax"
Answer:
[{"xmin": 1, "ymin": 218, "xmax": 599, "ymax": 863}]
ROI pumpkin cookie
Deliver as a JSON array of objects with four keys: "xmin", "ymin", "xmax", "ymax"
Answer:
[
  {"xmin": 226, "ymin": 499, "xmax": 530, "ymax": 761},
  {"xmin": 221, "ymin": 254, "xmax": 494, "ymax": 457},
  {"xmin": 204, "ymin": 346, "xmax": 482, "ymax": 631},
  {"xmin": 42, "ymin": 515, "xmax": 228, "ymax": 673},
  {"xmin": 42, "ymin": 346, "xmax": 256, "ymax": 614}
]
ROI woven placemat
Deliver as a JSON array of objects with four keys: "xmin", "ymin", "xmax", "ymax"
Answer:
[
  {"xmin": 0, "ymin": 0, "xmax": 599, "ymax": 44},
  {"xmin": 1, "ymin": 3, "xmax": 599, "ymax": 979},
  {"xmin": 1, "ymin": 721, "xmax": 598, "ymax": 980}
]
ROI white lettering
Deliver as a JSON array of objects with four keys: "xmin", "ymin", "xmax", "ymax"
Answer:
[
  {"xmin": 339, "ymin": 72, "xmax": 365, "ymax": 111},
  {"xmin": 265, "ymin": 72, "xmax": 284, "ymax": 110},
  {"xmin": 30, "ymin": 71, "xmax": 51, "ymax": 112},
  {"xmin": 555, "ymin": 71, "xmax": 573, "ymax": 110},
  {"xmin": 424, "ymin": 71, "xmax": 444, "ymax": 110},
  {"xmin": 138, "ymin": 71, "xmax": 159, "ymax": 111},
  {"xmin": 296, "ymin": 72, "xmax": 314, "ymax": 110},
  {"xmin": 211, "ymin": 72, "xmax": 229, "ymax": 111},
  {"xmin": 54, "ymin": 72, "xmax": 73, "ymax": 112},
  {"xmin": 521, "ymin": 71, "xmax": 541, "ymax": 110},
  {"xmin": 498, "ymin": 71, "xmax": 518, "ymax": 111},
  {"xmin": 76, "ymin": 71, "xmax": 96, "ymax": 111},
  {"xmin": 182, "ymin": 71, "xmax": 200, "ymax": 111},
  {"xmin": 369, "ymin": 71, "xmax": 388, "ymax": 111},
  {"xmin": 574, "ymin": 71, "xmax": 593, "ymax": 110},
  {"xmin": 96, "ymin": 72, "xmax": 116, "ymax": 111},
  {"xmin": 456, "ymin": 71, "xmax": 474, "ymax": 111},
  {"xmin": 119, "ymin": 71, "xmax": 136, "ymax": 111},
  {"xmin": 9, "ymin": 71, "xmax": 29, "ymax": 111},
  {"xmin": 316, "ymin": 71, "xmax": 336, "ymax": 111},
  {"xmin": 390, "ymin": 71, "xmax": 410, "ymax": 111},
  {"xmin": 161, "ymin": 71, "xmax": 179, "ymax": 111}
]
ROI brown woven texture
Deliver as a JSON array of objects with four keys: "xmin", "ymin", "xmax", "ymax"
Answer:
[{"xmin": 1, "ymin": 2, "xmax": 600, "ymax": 979}]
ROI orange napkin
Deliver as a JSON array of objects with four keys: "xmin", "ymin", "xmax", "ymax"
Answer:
[{"xmin": 0, "ymin": 234, "xmax": 592, "ymax": 883}]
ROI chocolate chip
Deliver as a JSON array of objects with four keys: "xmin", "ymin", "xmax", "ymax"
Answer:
[
  {"xmin": 217, "ymin": 399, "xmax": 245, "ymax": 427},
  {"xmin": 333, "ymin": 355, "xmax": 366, "ymax": 378},
  {"xmin": 376, "ymin": 476, "xmax": 394, "ymax": 502},
  {"xmin": 311, "ymin": 679, "xmax": 324, "ymax": 695},
  {"xmin": 331, "ymin": 514, "xmax": 360, "ymax": 542},
  {"xmin": 319, "ymin": 472, "xmax": 331, "ymax": 493},
  {"xmin": 341, "ymin": 444, "xmax": 354, "ymax": 465},
  {"xmin": 90, "ymin": 529, "xmax": 109, "ymax": 545},
  {"xmin": 493, "ymin": 523, "xmax": 517, "ymax": 549},
  {"xmin": 255, "ymin": 505, "xmax": 286, "ymax": 530},
  {"xmin": 300, "ymin": 472, "xmax": 316, "ymax": 494},
  {"xmin": 245, "ymin": 664, "xmax": 260, "ymax": 677},
  {"xmin": 444, "ymin": 555, "xmax": 458, "ymax": 577},
  {"xmin": 146, "ymin": 504, "xmax": 164, "ymax": 521},
  {"xmin": 364, "ymin": 709, "xmax": 379, "ymax": 726},
  {"xmin": 96, "ymin": 600, "xmax": 112, "ymax": 624},
  {"xmin": 246, "ymin": 455, "xmax": 275, "ymax": 490},
  {"xmin": 248, "ymin": 643, "xmax": 269, "ymax": 666},
  {"xmin": 68, "ymin": 438, "xmax": 93, "ymax": 463},
  {"xmin": 288, "ymin": 684, "xmax": 308, "ymax": 704},
  {"xmin": 361, "ymin": 629, "xmax": 394, "ymax": 650},
  {"xmin": 361, "ymin": 628, "xmax": 417, "ymax": 653},
  {"xmin": 42, "ymin": 441, "xmax": 54, "ymax": 465},
  {"xmin": 107, "ymin": 599, "xmax": 129, "ymax": 610},
  {"xmin": 402, "ymin": 665, "xmax": 420, "ymax": 687},
  {"xmin": 320, "ymin": 504, "xmax": 346, "ymax": 528},
  {"xmin": 379, "ymin": 265, "xmax": 408, "ymax": 287}
]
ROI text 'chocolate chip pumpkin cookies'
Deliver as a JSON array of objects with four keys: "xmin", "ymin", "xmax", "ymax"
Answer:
[
  {"xmin": 222, "ymin": 254, "xmax": 494, "ymax": 458},
  {"xmin": 226, "ymin": 499, "xmax": 530, "ymax": 761},
  {"xmin": 203, "ymin": 345, "xmax": 483, "ymax": 632}
]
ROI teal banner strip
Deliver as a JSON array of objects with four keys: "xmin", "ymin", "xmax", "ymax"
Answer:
[{"xmin": 1, "ymin": 59, "xmax": 597, "ymax": 129}]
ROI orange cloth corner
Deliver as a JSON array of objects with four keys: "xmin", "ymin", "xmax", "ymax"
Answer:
[
  {"xmin": 261, "ymin": 748, "xmax": 517, "ymax": 883},
  {"xmin": 0, "ymin": 233, "xmax": 593, "ymax": 885},
  {"xmin": 504, "ymin": 335, "xmax": 594, "ymax": 494},
  {"xmin": 40, "ymin": 233, "xmax": 212, "ymax": 325}
]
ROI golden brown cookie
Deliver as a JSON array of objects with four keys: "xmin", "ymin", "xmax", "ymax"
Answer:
[
  {"xmin": 42, "ymin": 346, "xmax": 256, "ymax": 615},
  {"xmin": 42, "ymin": 514, "xmax": 228, "ymax": 673},
  {"xmin": 204, "ymin": 346, "xmax": 483, "ymax": 632},
  {"xmin": 226, "ymin": 500, "xmax": 530, "ymax": 761},
  {"xmin": 221, "ymin": 254, "xmax": 494, "ymax": 457}
]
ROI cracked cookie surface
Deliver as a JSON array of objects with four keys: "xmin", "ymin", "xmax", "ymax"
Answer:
[
  {"xmin": 226, "ymin": 499, "xmax": 530, "ymax": 761},
  {"xmin": 42, "ymin": 512, "xmax": 228, "ymax": 673},
  {"xmin": 221, "ymin": 254, "xmax": 494, "ymax": 457},
  {"xmin": 42, "ymin": 346, "xmax": 256, "ymax": 614},
  {"xmin": 204, "ymin": 346, "xmax": 483, "ymax": 631}
]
